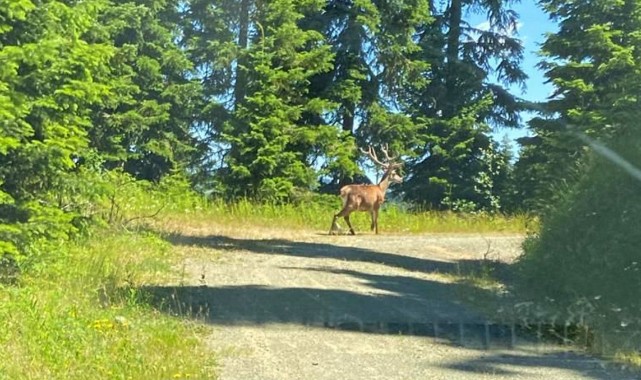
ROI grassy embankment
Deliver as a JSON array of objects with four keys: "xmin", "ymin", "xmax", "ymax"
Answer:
[{"xmin": 0, "ymin": 230, "xmax": 215, "ymax": 380}]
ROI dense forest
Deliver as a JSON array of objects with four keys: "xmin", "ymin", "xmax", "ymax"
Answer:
[
  {"xmin": 1, "ymin": 0, "xmax": 526, "ymax": 254},
  {"xmin": 1, "ymin": 0, "xmax": 528, "ymax": 223},
  {"xmin": 2, "ymin": 0, "xmax": 641, "ymax": 318}
]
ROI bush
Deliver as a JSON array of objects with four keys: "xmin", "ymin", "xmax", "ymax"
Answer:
[
  {"xmin": 515, "ymin": 129, "xmax": 641, "ymax": 344},
  {"xmin": 1, "ymin": 158, "xmax": 204, "ymax": 277}
]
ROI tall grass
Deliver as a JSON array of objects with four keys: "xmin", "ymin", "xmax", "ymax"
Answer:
[
  {"xmin": 0, "ymin": 172, "xmax": 219, "ymax": 379},
  {"xmin": 0, "ymin": 230, "xmax": 216, "ymax": 380},
  {"xmin": 167, "ymin": 198, "xmax": 535, "ymax": 234}
]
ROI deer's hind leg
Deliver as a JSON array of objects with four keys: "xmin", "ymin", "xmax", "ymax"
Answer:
[
  {"xmin": 329, "ymin": 214, "xmax": 341, "ymax": 235},
  {"xmin": 343, "ymin": 214, "xmax": 355, "ymax": 235},
  {"xmin": 330, "ymin": 205, "xmax": 356, "ymax": 235},
  {"xmin": 330, "ymin": 203, "xmax": 354, "ymax": 235}
]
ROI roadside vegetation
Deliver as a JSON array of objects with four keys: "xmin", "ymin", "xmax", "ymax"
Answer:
[
  {"xmin": 0, "ymin": 175, "xmax": 217, "ymax": 380},
  {"xmin": 514, "ymin": 129, "xmax": 641, "ymax": 367},
  {"xmin": 0, "ymin": 231, "xmax": 215, "ymax": 380},
  {"xmin": 0, "ymin": 168, "xmax": 531, "ymax": 379}
]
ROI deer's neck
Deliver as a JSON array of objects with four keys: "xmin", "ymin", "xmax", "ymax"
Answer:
[{"xmin": 377, "ymin": 170, "xmax": 393, "ymax": 193}]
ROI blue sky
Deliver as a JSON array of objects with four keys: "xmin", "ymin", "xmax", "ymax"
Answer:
[
  {"xmin": 503, "ymin": 1, "xmax": 557, "ymax": 103},
  {"xmin": 468, "ymin": 2, "xmax": 558, "ymax": 142}
]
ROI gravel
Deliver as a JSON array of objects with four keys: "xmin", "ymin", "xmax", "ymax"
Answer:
[{"xmin": 155, "ymin": 226, "xmax": 638, "ymax": 380}]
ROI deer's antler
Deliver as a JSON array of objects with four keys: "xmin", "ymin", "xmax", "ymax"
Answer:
[
  {"xmin": 360, "ymin": 145, "xmax": 386, "ymax": 166},
  {"xmin": 361, "ymin": 144, "xmax": 402, "ymax": 168},
  {"xmin": 379, "ymin": 144, "xmax": 397, "ymax": 162}
]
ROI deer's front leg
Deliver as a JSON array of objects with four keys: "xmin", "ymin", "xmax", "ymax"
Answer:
[
  {"xmin": 371, "ymin": 209, "xmax": 380, "ymax": 234},
  {"xmin": 370, "ymin": 210, "xmax": 376, "ymax": 232}
]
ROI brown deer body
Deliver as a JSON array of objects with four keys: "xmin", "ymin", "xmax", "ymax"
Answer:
[{"xmin": 329, "ymin": 146, "xmax": 403, "ymax": 235}]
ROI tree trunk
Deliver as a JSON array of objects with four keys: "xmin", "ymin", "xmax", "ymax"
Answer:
[
  {"xmin": 444, "ymin": 0, "xmax": 461, "ymax": 118},
  {"xmin": 234, "ymin": 0, "xmax": 250, "ymax": 110},
  {"xmin": 342, "ymin": 102, "xmax": 355, "ymax": 133}
]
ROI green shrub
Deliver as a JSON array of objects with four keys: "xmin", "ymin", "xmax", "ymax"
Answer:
[
  {"xmin": 515, "ymin": 129, "xmax": 641, "ymax": 352},
  {"xmin": 1, "ymin": 161, "xmax": 204, "ymax": 275}
]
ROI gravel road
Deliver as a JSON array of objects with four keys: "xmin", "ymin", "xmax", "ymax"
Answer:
[{"xmin": 149, "ymin": 224, "xmax": 638, "ymax": 380}]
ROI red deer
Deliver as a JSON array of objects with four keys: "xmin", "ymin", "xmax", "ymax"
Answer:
[{"xmin": 329, "ymin": 145, "xmax": 403, "ymax": 235}]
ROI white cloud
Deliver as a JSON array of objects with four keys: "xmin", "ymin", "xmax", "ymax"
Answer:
[
  {"xmin": 473, "ymin": 20, "xmax": 523, "ymax": 37},
  {"xmin": 474, "ymin": 21, "xmax": 491, "ymax": 32}
]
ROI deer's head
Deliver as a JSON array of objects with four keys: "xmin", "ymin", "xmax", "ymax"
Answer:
[{"xmin": 360, "ymin": 144, "xmax": 404, "ymax": 185}]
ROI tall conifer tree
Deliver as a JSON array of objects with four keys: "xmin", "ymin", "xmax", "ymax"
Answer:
[
  {"xmin": 0, "ymin": 0, "xmax": 118, "ymax": 254},
  {"xmin": 515, "ymin": 0, "xmax": 641, "ymax": 210},
  {"xmin": 401, "ymin": 0, "xmax": 526, "ymax": 210}
]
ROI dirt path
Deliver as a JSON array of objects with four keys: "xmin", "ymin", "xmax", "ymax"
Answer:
[{"xmin": 150, "ymin": 224, "xmax": 637, "ymax": 380}]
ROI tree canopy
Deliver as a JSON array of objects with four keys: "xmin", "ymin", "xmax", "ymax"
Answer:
[{"xmin": 11, "ymin": 0, "xmax": 638, "ymax": 257}]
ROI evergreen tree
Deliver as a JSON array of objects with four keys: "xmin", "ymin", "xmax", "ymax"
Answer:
[
  {"xmin": 516, "ymin": 1, "xmax": 641, "ymax": 339},
  {"xmin": 89, "ymin": 0, "xmax": 204, "ymax": 181},
  {"xmin": 303, "ymin": 0, "xmax": 429, "ymax": 134},
  {"xmin": 302, "ymin": 0, "xmax": 429, "ymax": 190},
  {"xmin": 223, "ymin": 0, "xmax": 348, "ymax": 200},
  {"xmin": 401, "ymin": 0, "xmax": 526, "ymax": 210},
  {"xmin": 181, "ymin": 0, "xmax": 357, "ymax": 200},
  {"xmin": 0, "ymin": 0, "xmax": 118, "ymax": 255},
  {"xmin": 515, "ymin": 0, "xmax": 641, "ymax": 210}
]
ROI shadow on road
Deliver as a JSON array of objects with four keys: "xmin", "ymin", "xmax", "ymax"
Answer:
[
  {"xmin": 131, "ymin": 231, "xmax": 633, "ymax": 380},
  {"xmin": 163, "ymin": 232, "xmax": 512, "ymax": 281},
  {"xmin": 439, "ymin": 351, "xmax": 627, "ymax": 379},
  {"xmin": 139, "ymin": 276, "xmax": 489, "ymax": 328},
  {"xmin": 140, "ymin": 232, "xmax": 514, "ymax": 333}
]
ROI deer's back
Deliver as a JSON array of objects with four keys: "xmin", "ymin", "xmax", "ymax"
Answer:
[{"xmin": 340, "ymin": 184, "xmax": 383, "ymax": 210}]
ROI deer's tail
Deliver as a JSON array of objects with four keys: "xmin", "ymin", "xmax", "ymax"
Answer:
[{"xmin": 339, "ymin": 186, "xmax": 351, "ymax": 204}]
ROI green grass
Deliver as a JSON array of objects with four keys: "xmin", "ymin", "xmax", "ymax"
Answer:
[
  {"xmin": 0, "ymin": 230, "xmax": 216, "ymax": 380},
  {"xmin": 166, "ymin": 198, "xmax": 536, "ymax": 234}
]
